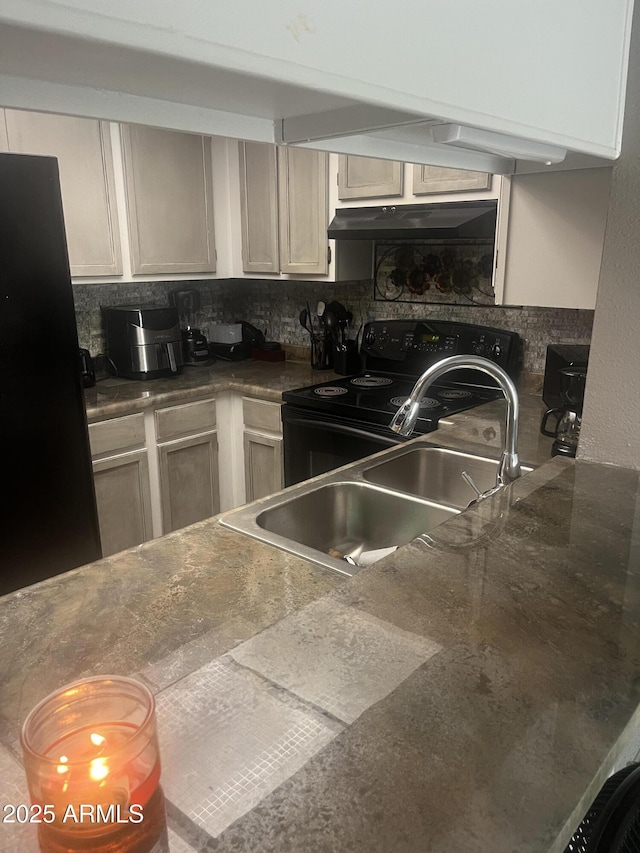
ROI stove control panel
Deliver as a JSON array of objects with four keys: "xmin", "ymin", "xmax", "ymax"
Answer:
[
  {"xmin": 361, "ymin": 319, "xmax": 521, "ymax": 381},
  {"xmin": 362, "ymin": 322, "xmax": 458, "ymax": 359}
]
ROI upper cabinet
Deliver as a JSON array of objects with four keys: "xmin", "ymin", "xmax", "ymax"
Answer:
[
  {"xmin": 500, "ymin": 168, "xmax": 612, "ymax": 309},
  {"xmin": 239, "ymin": 142, "xmax": 329, "ymax": 276},
  {"xmin": 120, "ymin": 125, "xmax": 216, "ymax": 275},
  {"xmin": 1, "ymin": 110, "xmax": 122, "ymax": 276},
  {"xmin": 0, "ymin": 1, "xmax": 634, "ymax": 173},
  {"xmin": 412, "ymin": 166, "xmax": 491, "ymax": 196},
  {"xmin": 238, "ymin": 142, "xmax": 280, "ymax": 274},
  {"xmin": 338, "ymin": 155, "xmax": 403, "ymax": 200},
  {"xmin": 278, "ymin": 147, "xmax": 329, "ymax": 275}
]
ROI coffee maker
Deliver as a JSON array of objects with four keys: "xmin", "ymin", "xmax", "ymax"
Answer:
[
  {"xmin": 168, "ymin": 288, "xmax": 213, "ymax": 366},
  {"xmin": 103, "ymin": 304, "xmax": 184, "ymax": 380},
  {"xmin": 540, "ymin": 365, "xmax": 587, "ymax": 457}
]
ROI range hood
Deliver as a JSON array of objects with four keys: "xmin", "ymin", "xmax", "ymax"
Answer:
[{"xmin": 328, "ymin": 201, "xmax": 497, "ymax": 241}]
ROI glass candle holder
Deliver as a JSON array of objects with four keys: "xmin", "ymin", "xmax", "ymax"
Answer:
[{"xmin": 21, "ymin": 675, "xmax": 167, "ymax": 853}]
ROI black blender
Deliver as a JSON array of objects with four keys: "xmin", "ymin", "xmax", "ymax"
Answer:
[
  {"xmin": 168, "ymin": 288, "xmax": 214, "ymax": 366},
  {"xmin": 540, "ymin": 365, "xmax": 587, "ymax": 457}
]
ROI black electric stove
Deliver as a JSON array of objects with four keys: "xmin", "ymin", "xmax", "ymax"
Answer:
[{"xmin": 282, "ymin": 319, "xmax": 521, "ymax": 486}]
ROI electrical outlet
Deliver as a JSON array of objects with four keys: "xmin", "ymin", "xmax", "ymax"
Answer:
[{"xmin": 200, "ymin": 324, "xmax": 210, "ymax": 340}]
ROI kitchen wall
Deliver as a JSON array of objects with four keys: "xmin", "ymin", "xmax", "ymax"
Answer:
[
  {"xmin": 73, "ymin": 278, "xmax": 593, "ymax": 381},
  {"xmin": 578, "ymin": 0, "xmax": 640, "ymax": 468}
]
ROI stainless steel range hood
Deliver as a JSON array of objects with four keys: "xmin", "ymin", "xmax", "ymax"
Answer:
[{"xmin": 328, "ymin": 201, "xmax": 497, "ymax": 241}]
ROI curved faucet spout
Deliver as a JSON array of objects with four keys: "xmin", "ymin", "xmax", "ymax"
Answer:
[{"xmin": 390, "ymin": 355, "xmax": 521, "ymax": 492}]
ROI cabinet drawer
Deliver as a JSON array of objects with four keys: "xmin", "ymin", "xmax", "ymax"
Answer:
[
  {"xmin": 89, "ymin": 413, "xmax": 146, "ymax": 458},
  {"xmin": 156, "ymin": 398, "xmax": 217, "ymax": 441},
  {"xmin": 242, "ymin": 397, "xmax": 282, "ymax": 433}
]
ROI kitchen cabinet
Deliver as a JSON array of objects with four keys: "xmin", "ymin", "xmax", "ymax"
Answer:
[
  {"xmin": 2, "ymin": 1, "xmax": 632, "ymax": 173},
  {"xmin": 337, "ymin": 154, "xmax": 403, "ymax": 200},
  {"xmin": 155, "ymin": 399, "xmax": 220, "ymax": 533},
  {"xmin": 120, "ymin": 124, "xmax": 216, "ymax": 275},
  {"xmin": 1, "ymin": 109, "xmax": 122, "ymax": 277},
  {"xmin": 412, "ymin": 165, "xmax": 491, "ymax": 195},
  {"xmin": 499, "ymin": 167, "xmax": 612, "ymax": 309},
  {"xmin": 239, "ymin": 142, "xmax": 329, "ymax": 275},
  {"xmin": 242, "ymin": 397, "xmax": 284, "ymax": 502},
  {"xmin": 88, "ymin": 413, "xmax": 153, "ymax": 557},
  {"xmin": 238, "ymin": 141, "xmax": 280, "ymax": 273}
]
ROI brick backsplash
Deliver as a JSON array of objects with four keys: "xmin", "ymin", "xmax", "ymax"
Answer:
[{"xmin": 73, "ymin": 278, "xmax": 593, "ymax": 376}]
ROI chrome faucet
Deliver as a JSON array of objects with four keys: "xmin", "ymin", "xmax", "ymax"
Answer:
[{"xmin": 390, "ymin": 354, "xmax": 521, "ymax": 503}]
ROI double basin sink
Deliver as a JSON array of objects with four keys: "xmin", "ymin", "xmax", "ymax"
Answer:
[{"xmin": 221, "ymin": 441, "xmax": 534, "ymax": 577}]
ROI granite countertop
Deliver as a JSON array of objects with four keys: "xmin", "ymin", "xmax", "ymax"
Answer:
[
  {"xmin": 2, "ymin": 383, "xmax": 637, "ymax": 853},
  {"xmin": 84, "ymin": 359, "xmax": 335, "ymax": 421}
]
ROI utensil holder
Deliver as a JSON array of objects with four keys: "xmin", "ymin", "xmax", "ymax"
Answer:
[
  {"xmin": 333, "ymin": 340, "xmax": 361, "ymax": 375},
  {"xmin": 311, "ymin": 336, "xmax": 333, "ymax": 370}
]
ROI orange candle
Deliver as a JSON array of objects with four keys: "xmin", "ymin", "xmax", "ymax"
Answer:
[{"xmin": 21, "ymin": 676, "xmax": 167, "ymax": 853}]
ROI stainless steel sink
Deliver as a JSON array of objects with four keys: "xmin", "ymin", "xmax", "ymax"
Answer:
[
  {"xmin": 257, "ymin": 480, "xmax": 456, "ymax": 561},
  {"xmin": 221, "ymin": 478, "xmax": 457, "ymax": 576},
  {"xmin": 362, "ymin": 446, "xmax": 534, "ymax": 510},
  {"xmin": 220, "ymin": 438, "xmax": 537, "ymax": 577}
]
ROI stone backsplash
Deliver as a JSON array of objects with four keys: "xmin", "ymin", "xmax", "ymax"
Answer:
[{"xmin": 73, "ymin": 278, "xmax": 593, "ymax": 377}]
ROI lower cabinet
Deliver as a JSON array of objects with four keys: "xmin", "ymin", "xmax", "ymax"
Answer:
[
  {"xmin": 242, "ymin": 397, "xmax": 284, "ymax": 502},
  {"xmin": 157, "ymin": 432, "xmax": 220, "ymax": 533},
  {"xmin": 92, "ymin": 452, "xmax": 153, "ymax": 557},
  {"xmin": 88, "ymin": 391, "xmax": 282, "ymax": 552},
  {"xmin": 88, "ymin": 413, "xmax": 153, "ymax": 557},
  {"xmin": 155, "ymin": 398, "xmax": 220, "ymax": 534}
]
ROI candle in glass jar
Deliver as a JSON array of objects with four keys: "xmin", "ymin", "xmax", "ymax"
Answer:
[{"xmin": 21, "ymin": 675, "xmax": 168, "ymax": 853}]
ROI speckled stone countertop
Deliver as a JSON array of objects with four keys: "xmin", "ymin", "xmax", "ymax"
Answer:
[
  {"xmin": 84, "ymin": 359, "xmax": 335, "ymax": 421},
  {"xmin": 3, "ymin": 385, "xmax": 637, "ymax": 853}
]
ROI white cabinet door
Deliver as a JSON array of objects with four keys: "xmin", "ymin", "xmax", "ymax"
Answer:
[
  {"xmin": 243, "ymin": 432, "xmax": 283, "ymax": 502},
  {"xmin": 155, "ymin": 398, "xmax": 220, "ymax": 532},
  {"xmin": 157, "ymin": 432, "xmax": 220, "ymax": 532},
  {"xmin": 238, "ymin": 142, "xmax": 328, "ymax": 276},
  {"xmin": 338, "ymin": 155, "xmax": 403, "ymax": 199},
  {"xmin": 242, "ymin": 397, "xmax": 284, "ymax": 501},
  {"xmin": 121, "ymin": 124, "xmax": 216, "ymax": 275},
  {"xmin": 412, "ymin": 165, "xmax": 491, "ymax": 195},
  {"xmin": 278, "ymin": 147, "xmax": 328, "ymax": 275},
  {"xmin": 92, "ymin": 451, "xmax": 153, "ymax": 557},
  {"xmin": 238, "ymin": 141, "xmax": 280, "ymax": 273},
  {"xmin": 88, "ymin": 413, "xmax": 153, "ymax": 555},
  {"xmin": 3, "ymin": 109, "xmax": 122, "ymax": 276}
]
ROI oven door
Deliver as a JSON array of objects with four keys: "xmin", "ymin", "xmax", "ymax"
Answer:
[{"xmin": 282, "ymin": 405, "xmax": 408, "ymax": 487}]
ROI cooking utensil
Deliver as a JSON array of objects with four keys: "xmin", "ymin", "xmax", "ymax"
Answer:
[
  {"xmin": 299, "ymin": 307, "xmax": 313, "ymax": 334},
  {"xmin": 322, "ymin": 307, "xmax": 339, "ymax": 343}
]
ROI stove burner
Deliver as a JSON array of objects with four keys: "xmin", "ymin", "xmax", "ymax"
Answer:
[
  {"xmin": 390, "ymin": 396, "xmax": 440, "ymax": 410},
  {"xmin": 314, "ymin": 386, "xmax": 349, "ymax": 397},
  {"xmin": 350, "ymin": 376, "xmax": 394, "ymax": 388},
  {"xmin": 438, "ymin": 389, "xmax": 473, "ymax": 400}
]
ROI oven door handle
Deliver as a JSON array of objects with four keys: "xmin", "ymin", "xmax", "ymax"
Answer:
[{"xmin": 285, "ymin": 416, "xmax": 402, "ymax": 446}]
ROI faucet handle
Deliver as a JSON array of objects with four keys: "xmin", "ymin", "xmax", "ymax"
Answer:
[
  {"xmin": 461, "ymin": 470, "xmax": 483, "ymax": 499},
  {"xmin": 461, "ymin": 470, "xmax": 504, "ymax": 506}
]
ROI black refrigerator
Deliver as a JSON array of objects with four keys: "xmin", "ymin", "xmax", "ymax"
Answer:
[{"xmin": 1, "ymin": 153, "xmax": 102, "ymax": 595}]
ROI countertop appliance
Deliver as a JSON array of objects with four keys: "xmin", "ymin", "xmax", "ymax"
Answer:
[
  {"xmin": 79, "ymin": 347, "xmax": 96, "ymax": 387},
  {"xmin": 282, "ymin": 318, "xmax": 521, "ymax": 486},
  {"xmin": 169, "ymin": 288, "xmax": 214, "ymax": 366},
  {"xmin": 541, "ymin": 365, "xmax": 587, "ymax": 458},
  {"xmin": 103, "ymin": 304, "xmax": 184, "ymax": 380},
  {"xmin": 1, "ymin": 153, "xmax": 102, "ymax": 594},
  {"xmin": 209, "ymin": 340, "xmax": 251, "ymax": 361},
  {"xmin": 182, "ymin": 327, "xmax": 211, "ymax": 365},
  {"xmin": 543, "ymin": 343, "xmax": 590, "ymax": 409}
]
